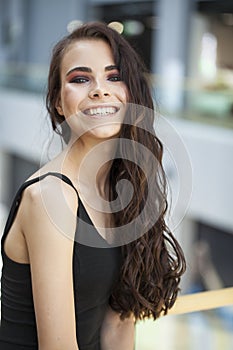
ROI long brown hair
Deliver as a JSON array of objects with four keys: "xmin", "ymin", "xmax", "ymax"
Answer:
[{"xmin": 46, "ymin": 22, "xmax": 186, "ymax": 320}]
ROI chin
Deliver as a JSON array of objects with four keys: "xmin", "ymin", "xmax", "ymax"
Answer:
[{"xmin": 90, "ymin": 125, "xmax": 122, "ymax": 139}]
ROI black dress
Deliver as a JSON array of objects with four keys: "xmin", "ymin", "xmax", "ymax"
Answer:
[{"xmin": 0, "ymin": 172, "xmax": 122, "ymax": 349}]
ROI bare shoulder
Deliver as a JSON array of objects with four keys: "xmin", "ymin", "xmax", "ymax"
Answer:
[
  {"xmin": 24, "ymin": 174, "xmax": 78, "ymax": 204},
  {"xmin": 21, "ymin": 174, "xmax": 79, "ymax": 242}
]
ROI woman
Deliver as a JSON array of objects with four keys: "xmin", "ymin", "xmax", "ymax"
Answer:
[{"xmin": 0, "ymin": 22, "xmax": 185, "ymax": 349}]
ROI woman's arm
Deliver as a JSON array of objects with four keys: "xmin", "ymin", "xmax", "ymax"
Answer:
[
  {"xmin": 21, "ymin": 177, "xmax": 79, "ymax": 350},
  {"xmin": 100, "ymin": 306, "xmax": 135, "ymax": 350}
]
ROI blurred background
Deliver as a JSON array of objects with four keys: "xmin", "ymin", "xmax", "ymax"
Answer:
[{"xmin": 0, "ymin": 0, "xmax": 233, "ymax": 348}]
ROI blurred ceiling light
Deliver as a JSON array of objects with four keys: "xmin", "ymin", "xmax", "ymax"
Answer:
[
  {"xmin": 124, "ymin": 20, "xmax": 144, "ymax": 36},
  {"xmin": 67, "ymin": 20, "xmax": 83, "ymax": 33},
  {"xmin": 108, "ymin": 21, "xmax": 124, "ymax": 34},
  {"xmin": 222, "ymin": 13, "xmax": 233, "ymax": 26}
]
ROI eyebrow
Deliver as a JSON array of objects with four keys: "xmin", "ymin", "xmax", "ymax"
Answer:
[{"xmin": 66, "ymin": 65, "xmax": 119, "ymax": 76}]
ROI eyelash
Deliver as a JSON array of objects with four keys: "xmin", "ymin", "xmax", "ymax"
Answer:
[
  {"xmin": 69, "ymin": 74, "xmax": 121, "ymax": 84},
  {"xmin": 70, "ymin": 76, "xmax": 89, "ymax": 84},
  {"xmin": 108, "ymin": 75, "xmax": 121, "ymax": 82}
]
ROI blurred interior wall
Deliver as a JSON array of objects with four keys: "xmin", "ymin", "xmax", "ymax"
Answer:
[{"xmin": 152, "ymin": 0, "xmax": 194, "ymax": 113}]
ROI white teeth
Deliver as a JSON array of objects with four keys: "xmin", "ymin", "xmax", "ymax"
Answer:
[{"xmin": 86, "ymin": 107, "xmax": 117, "ymax": 116}]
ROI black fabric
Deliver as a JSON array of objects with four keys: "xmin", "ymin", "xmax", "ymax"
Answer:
[{"xmin": 0, "ymin": 172, "xmax": 122, "ymax": 349}]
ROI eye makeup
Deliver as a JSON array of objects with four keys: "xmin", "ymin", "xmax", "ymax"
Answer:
[
  {"xmin": 67, "ymin": 73, "xmax": 89, "ymax": 84},
  {"xmin": 66, "ymin": 65, "xmax": 119, "ymax": 76},
  {"xmin": 65, "ymin": 65, "xmax": 121, "ymax": 84}
]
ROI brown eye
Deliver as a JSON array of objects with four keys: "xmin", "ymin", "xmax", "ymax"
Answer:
[
  {"xmin": 70, "ymin": 76, "xmax": 89, "ymax": 83},
  {"xmin": 108, "ymin": 75, "xmax": 121, "ymax": 82}
]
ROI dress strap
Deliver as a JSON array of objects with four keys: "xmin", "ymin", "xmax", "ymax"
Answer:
[
  {"xmin": 42, "ymin": 172, "xmax": 79, "ymax": 197},
  {"xmin": 1, "ymin": 172, "xmax": 78, "ymax": 250}
]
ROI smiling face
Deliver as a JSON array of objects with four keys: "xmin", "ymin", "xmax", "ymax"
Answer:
[{"xmin": 56, "ymin": 39, "xmax": 128, "ymax": 142}]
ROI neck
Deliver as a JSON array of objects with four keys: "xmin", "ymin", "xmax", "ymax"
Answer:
[{"xmin": 64, "ymin": 135, "xmax": 119, "ymax": 198}]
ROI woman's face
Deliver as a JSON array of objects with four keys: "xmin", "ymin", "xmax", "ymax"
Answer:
[{"xmin": 56, "ymin": 39, "xmax": 128, "ymax": 141}]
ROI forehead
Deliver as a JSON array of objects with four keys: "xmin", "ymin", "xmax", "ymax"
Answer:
[{"xmin": 61, "ymin": 39, "xmax": 115, "ymax": 72}]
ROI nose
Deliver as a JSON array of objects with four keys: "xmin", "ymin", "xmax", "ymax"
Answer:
[{"xmin": 88, "ymin": 83, "xmax": 110, "ymax": 99}]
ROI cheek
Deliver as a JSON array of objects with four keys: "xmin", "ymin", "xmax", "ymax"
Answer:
[
  {"xmin": 61, "ymin": 87, "xmax": 81, "ymax": 115},
  {"xmin": 116, "ymin": 85, "xmax": 128, "ymax": 103}
]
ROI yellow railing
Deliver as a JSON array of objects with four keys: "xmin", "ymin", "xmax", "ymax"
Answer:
[{"xmin": 169, "ymin": 287, "xmax": 233, "ymax": 316}]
